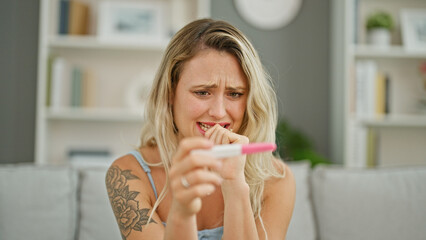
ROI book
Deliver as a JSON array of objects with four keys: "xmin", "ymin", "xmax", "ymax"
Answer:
[
  {"xmin": 347, "ymin": 120, "xmax": 368, "ymax": 168},
  {"xmin": 375, "ymin": 72, "xmax": 386, "ymax": 115},
  {"xmin": 82, "ymin": 70, "xmax": 96, "ymax": 107},
  {"xmin": 50, "ymin": 57, "xmax": 70, "ymax": 109},
  {"xmin": 68, "ymin": 67, "xmax": 97, "ymax": 108},
  {"xmin": 58, "ymin": 0, "xmax": 69, "ymax": 34},
  {"xmin": 68, "ymin": 0, "xmax": 89, "ymax": 35},
  {"xmin": 384, "ymin": 75, "xmax": 391, "ymax": 114},
  {"xmin": 355, "ymin": 60, "xmax": 368, "ymax": 117},
  {"xmin": 366, "ymin": 129, "xmax": 377, "ymax": 167},
  {"xmin": 355, "ymin": 60, "xmax": 379, "ymax": 118},
  {"xmin": 71, "ymin": 67, "xmax": 82, "ymax": 107}
]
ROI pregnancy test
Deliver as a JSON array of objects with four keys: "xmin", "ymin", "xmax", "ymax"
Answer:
[{"xmin": 191, "ymin": 143, "xmax": 277, "ymax": 158}]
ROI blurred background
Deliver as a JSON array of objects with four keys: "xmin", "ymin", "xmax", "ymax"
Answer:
[
  {"xmin": 1, "ymin": 0, "xmax": 425, "ymax": 168},
  {"xmin": 1, "ymin": 1, "xmax": 426, "ymax": 240}
]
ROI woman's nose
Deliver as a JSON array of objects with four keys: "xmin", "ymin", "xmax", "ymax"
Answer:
[{"xmin": 208, "ymin": 96, "xmax": 226, "ymax": 119}]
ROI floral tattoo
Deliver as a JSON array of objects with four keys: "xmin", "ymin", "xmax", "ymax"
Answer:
[{"xmin": 106, "ymin": 166, "xmax": 156, "ymax": 239}]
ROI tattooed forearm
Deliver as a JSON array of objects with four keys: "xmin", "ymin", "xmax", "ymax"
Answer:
[{"xmin": 106, "ymin": 166, "xmax": 157, "ymax": 239}]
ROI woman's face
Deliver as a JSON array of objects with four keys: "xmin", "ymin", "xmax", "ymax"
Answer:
[{"xmin": 172, "ymin": 49, "xmax": 248, "ymax": 140}]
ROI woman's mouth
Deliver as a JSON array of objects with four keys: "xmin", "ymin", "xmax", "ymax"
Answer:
[{"xmin": 198, "ymin": 122, "xmax": 230, "ymax": 132}]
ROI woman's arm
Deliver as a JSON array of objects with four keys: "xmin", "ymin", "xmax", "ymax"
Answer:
[
  {"xmin": 221, "ymin": 177, "xmax": 259, "ymax": 239},
  {"xmin": 205, "ymin": 125, "xmax": 260, "ymax": 239},
  {"xmin": 165, "ymin": 138, "xmax": 223, "ymax": 240},
  {"xmin": 106, "ymin": 147, "xmax": 223, "ymax": 240},
  {"xmin": 221, "ymin": 161, "xmax": 295, "ymax": 240},
  {"xmin": 105, "ymin": 156, "xmax": 165, "ymax": 240},
  {"xmin": 204, "ymin": 125, "xmax": 296, "ymax": 240}
]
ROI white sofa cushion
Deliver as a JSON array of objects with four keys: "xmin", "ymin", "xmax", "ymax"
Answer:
[
  {"xmin": 286, "ymin": 161, "xmax": 316, "ymax": 240},
  {"xmin": 0, "ymin": 164, "xmax": 78, "ymax": 240},
  {"xmin": 77, "ymin": 167, "xmax": 121, "ymax": 240},
  {"xmin": 312, "ymin": 165, "xmax": 426, "ymax": 240}
]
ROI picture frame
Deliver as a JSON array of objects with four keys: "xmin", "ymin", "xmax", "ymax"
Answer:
[
  {"xmin": 400, "ymin": 9, "xmax": 426, "ymax": 51},
  {"xmin": 97, "ymin": 1, "xmax": 168, "ymax": 43}
]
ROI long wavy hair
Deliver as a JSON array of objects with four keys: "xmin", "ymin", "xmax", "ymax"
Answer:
[{"xmin": 139, "ymin": 18, "xmax": 284, "ymax": 232}]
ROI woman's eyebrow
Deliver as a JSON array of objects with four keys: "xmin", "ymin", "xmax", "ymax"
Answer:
[
  {"xmin": 226, "ymin": 86, "xmax": 246, "ymax": 91},
  {"xmin": 191, "ymin": 83, "xmax": 218, "ymax": 89},
  {"xmin": 191, "ymin": 83, "xmax": 246, "ymax": 91}
]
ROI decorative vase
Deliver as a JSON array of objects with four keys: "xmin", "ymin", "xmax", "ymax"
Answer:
[{"xmin": 367, "ymin": 28, "xmax": 391, "ymax": 47}]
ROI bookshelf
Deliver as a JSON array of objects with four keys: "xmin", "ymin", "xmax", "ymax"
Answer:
[
  {"xmin": 331, "ymin": 0, "xmax": 426, "ymax": 168},
  {"xmin": 35, "ymin": 0, "xmax": 211, "ymax": 165}
]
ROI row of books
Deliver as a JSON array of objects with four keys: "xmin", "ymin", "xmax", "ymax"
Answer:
[
  {"xmin": 58, "ymin": 0, "xmax": 90, "ymax": 35},
  {"xmin": 348, "ymin": 60, "xmax": 391, "ymax": 168},
  {"xmin": 47, "ymin": 57, "xmax": 96, "ymax": 109},
  {"xmin": 347, "ymin": 120, "xmax": 377, "ymax": 168},
  {"xmin": 354, "ymin": 60, "xmax": 391, "ymax": 118}
]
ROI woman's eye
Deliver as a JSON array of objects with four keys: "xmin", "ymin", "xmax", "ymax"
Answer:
[
  {"xmin": 194, "ymin": 91, "xmax": 209, "ymax": 96},
  {"xmin": 229, "ymin": 92, "xmax": 243, "ymax": 98}
]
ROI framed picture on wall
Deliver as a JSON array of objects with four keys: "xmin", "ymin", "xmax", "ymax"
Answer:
[
  {"xmin": 401, "ymin": 9, "xmax": 426, "ymax": 51},
  {"xmin": 97, "ymin": 1, "xmax": 168, "ymax": 43}
]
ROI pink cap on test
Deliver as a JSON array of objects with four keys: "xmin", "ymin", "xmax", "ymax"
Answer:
[{"xmin": 241, "ymin": 143, "xmax": 277, "ymax": 155}]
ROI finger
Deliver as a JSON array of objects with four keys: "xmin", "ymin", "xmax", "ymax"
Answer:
[
  {"xmin": 204, "ymin": 124, "xmax": 220, "ymax": 138},
  {"xmin": 209, "ymin": 125, "xmax": 228, "ymax": 144},
  {"xmin": 175, "ymin": 184, "xmax": 217, "ymax": 201},
  {"xmin": 184, "ymin": 169, "xmax": 223, "ymax": 187},
  {"xmin": 221, "ymin": 131, "xmax": 230, "ymax": 144},
  {"xmin": 173, "ymin": 137, "xmax": 213, "ymax": 164},
  {"xmin": 174, "ymin": 153, "xmax": 222, "ymax": 176},
  {"xmin": 228, "ymin": 132, "xmax": 249, "ymax": 144},
  {"xmin": 205, "ymin": 124, "xmax": 220, "ymax": 142}
]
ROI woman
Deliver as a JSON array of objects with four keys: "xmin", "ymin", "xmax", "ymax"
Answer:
[{"xmin": 106, "ymin": 19, "xmax": 295, "ymax": 240}]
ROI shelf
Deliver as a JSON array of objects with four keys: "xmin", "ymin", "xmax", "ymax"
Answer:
[
  {"xmin": 353, "ymin": 45, "xmax": 426, "ymax": 59},
  {"xmin": 46, "ymin": 108, "xmax": 144, "ymax": 122},
  {"xmin": 36, "ymin": 0, "xmax": 211, "ymax": 164},
  {"xmin": 358, "ymin": 114, "xmax": 426, "ymax": 128},
  {"xmin": 48, "ymin": 35, "xmax": 170, "ymax": 51}
]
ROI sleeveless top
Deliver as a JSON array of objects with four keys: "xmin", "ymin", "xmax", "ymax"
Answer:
[{"xmin": 128, "ymin": 150, "xmax": 224, "ymax": 240}]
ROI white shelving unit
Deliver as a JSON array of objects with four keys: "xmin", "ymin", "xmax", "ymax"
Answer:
[
  {"xmin": 35, "ymin": 0, "xmax": 210, "ymax": 165},
  {"xmin": 331, "ymin": 0, "xmax": 426, "ymax": 168},
  {"xmin": 48, "ymin": 35, "xmax": 170, "ymax": 50},
  {"xmin": 353, "ymin": 45, "xmax": 426, "ymax": 59}
]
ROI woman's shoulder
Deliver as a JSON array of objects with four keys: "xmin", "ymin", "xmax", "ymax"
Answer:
[
  {"xmin": 105, "ymin": 149, "xmax": 159, "ymax": 201},
  {"xmin": 109, "ymin": 147, "xmax": 160, "ymax": 171},
  {"xmin": 264, "ymin": 157, "xmax": 296, "ymax": 197},
  {"xmin": 106, "ymin": 149, "xmax": 155, "ymax": 199},
  {"xmin": 108, "ymin": 150, "xmax": 141, "ymax": 173}
]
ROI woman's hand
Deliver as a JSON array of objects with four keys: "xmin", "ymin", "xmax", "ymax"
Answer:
[
  {"xmin": 169, "ymin": 138, "xmax": 223, "ymax": 218},
  {"xmin": 204, "ymin": 124, "xmax": 249, "ymax": 181}
]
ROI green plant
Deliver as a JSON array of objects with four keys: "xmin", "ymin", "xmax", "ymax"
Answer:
[
  {"xmin": 366, "ymin": 11, "xmax": 394, "ymax": 31},
  {"xmin": 275, "ymin": 119, "xmax": 331, "ymax": 168}
]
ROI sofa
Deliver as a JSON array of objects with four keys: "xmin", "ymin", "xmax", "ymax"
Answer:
[{"xmin": 1, "ymin": 161, "xmax": 425, "ymax": 240}]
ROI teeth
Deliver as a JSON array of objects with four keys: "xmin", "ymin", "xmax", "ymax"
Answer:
[
  {"xmin": 199, "ymin": 123, "xmax": 228, "ymax": 132},
  {"xmin": 199, "ymin": 122, "xmax": 212, "ymax": 131}
]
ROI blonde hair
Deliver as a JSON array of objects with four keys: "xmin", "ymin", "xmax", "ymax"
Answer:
[{"xmin": 139, "ymin": 18, "xmax": 284, "ymax": 230}]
